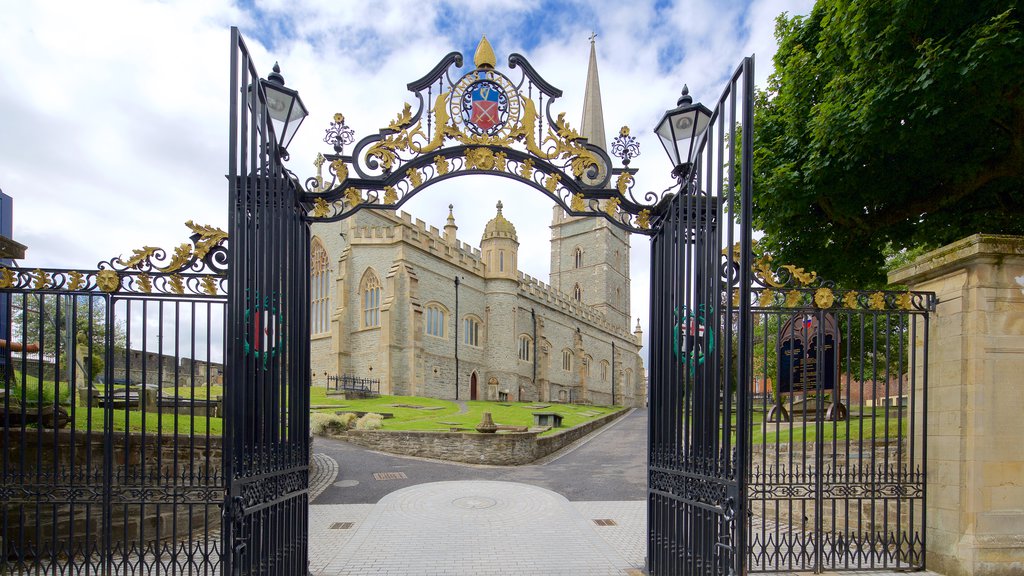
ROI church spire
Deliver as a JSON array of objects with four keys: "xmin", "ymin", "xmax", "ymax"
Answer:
[{"xmin": 579, "ymin": 33, "xmax": 607, "ymax": 151}]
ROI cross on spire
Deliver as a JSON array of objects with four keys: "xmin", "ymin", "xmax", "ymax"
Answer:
[{"xmin": 589, "ymin": 31, "xmax": 597, "ymax": 43}]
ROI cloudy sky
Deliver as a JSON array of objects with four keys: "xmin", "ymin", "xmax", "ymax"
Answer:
[{"xmin": 2, "ymin": 0, "xmax": 813, "ymax": 359}]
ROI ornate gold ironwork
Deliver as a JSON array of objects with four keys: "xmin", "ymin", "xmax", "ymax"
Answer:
[
  {"xmin": 544, "ymin": 173, "xmax": 560, "ymax": 192},
  {"xmin": 466, "ymin": 147, "xmax": 495, "ymax": 170},
  {"xmin": 616, "ymin": 171, "xmax": 633, "ymax": 194},
  {"xmin": 32, "ymin": 269, "xmax": 50, "ymax": 290},
  {"xmin": 604, "ymin": 196, "xmax": 620, "ymax": 217},
  {"xmin": 406, "ymin": 167, "xmax": 423, "ymax": 187},
  {"xmin": 637, "ymin": 209, "xmax": 651, "ymax": 230},
  {"xmin": 814, "ymin": 287, "xmax": 834, "ymax": 308},
  {"xmin": 474, "ymin": 35, "xmax": 496, "ymax": 68},
  {"xmin": 96, "ymin": 270, "xmax": 120, "ymax": 293},
  {"xmin": 138, "ymin": 273, "xmax": 152, "ymax": 294},
  {"xmin": 571, "ymin": 193, "xmax": 585, "ymax": 212},
  {"xmin": 169, "ymin": 274, "xmax": 185, "ymax": 295},
  {"xmin": 896, "ymin": 292, "xmax": 912, "ymax": 310},
  {"xmin": 868, "ymin": 292, "xmax": 886, "ymax": 310},
  {"xmin": 759, "ymin": 289, "xmax": 775, "ymax": 308},
  {"xmin": 330, "ymin": 158, "xmax": 348, "ymax": 183},
  {"xmin": 313, "ymin": 197, "xmax": 330, "ymax": 218},
  {"xmin": 843, "ymin": 291, "xmax": 860, "ymax": 309},
  {"xmin": 434, "ymin": 155, "xmax": 450, "ymax": 175},
  {"xmin": 0, "ymin": 268, "xmax": 14, "ymax": 289},
  {"xmin": 520, "ymin": 157, "xmax": 534, "ymax": 180},
  {"xmin": 344, "ymin": 187, "xmax": 362, "ymax": 207},
  {"xmin": 67, "ymin": 271, "xmax": 84, "ymax": 291},
  {"xmin": 784, "ymin": 290, "xmax": 802, "ymax": 308},
  {"xmin": 383, "ymin": 186, "xmax": 398, "ymax": 205},
  {"xmin": 202, "ymin": 276, "xmax": 218, "ymax": 296}
]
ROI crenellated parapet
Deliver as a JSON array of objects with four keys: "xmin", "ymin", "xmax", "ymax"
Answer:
[{"xmin": 517, "ymin": 272, "xmax": 636, "ymax": 343}]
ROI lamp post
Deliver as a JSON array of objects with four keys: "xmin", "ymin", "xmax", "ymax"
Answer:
[
  {"xmin": 654, "ymin": 85, "xmax": 712, "ymax": 181},
  {"xmin": 247, "ymin": 62, "xmax": 309, "ymax": 161},
  {"xmin": 454, "ymin": 275, "xmax": 460, "ymax": 400}
]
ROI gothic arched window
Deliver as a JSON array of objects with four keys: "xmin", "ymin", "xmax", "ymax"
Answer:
[
  {"xmin": 360, "ymin": 269, "xmax": 381, "ymax": 328},
  {"xmin": 574, "ymin": 247, "xmax": 583, "ymax": 269},
  {"xmin": 310, "ymin": 237, "xmax": 330, "ymax": 335},
  {"xmin": 573, "ymin": 284, "xmax": 582, "ymax": 302}
]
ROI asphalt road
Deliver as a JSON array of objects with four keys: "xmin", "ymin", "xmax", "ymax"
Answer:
[{"xmin": 312, "ymin": 407, "xmax": 648, "ymax": 504}]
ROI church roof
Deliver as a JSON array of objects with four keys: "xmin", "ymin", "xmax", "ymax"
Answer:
[
  {"xmin": 481, "ymin": 201, "xmax": 517, "ymax": 242},
  {"xmin": 579, "ymin": 35, "xmax": 607, "ymax": 151}
]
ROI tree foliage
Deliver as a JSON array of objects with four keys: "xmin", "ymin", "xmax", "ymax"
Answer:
[{"xmin": 753, "ymin": 0, "xmax": 1024, "ymax": 286}]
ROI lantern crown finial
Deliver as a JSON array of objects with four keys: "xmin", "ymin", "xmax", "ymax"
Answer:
[
  {"xmin": 474, "ymin": 35, "xmax": 497, "ymax": 69},
  {"xmin": 268, "ymin": 62, "xmax": 285, "ymax": 85},
  {"xmin": 677, "ymin": 85, "xmax": 691, "ymax": 106}
]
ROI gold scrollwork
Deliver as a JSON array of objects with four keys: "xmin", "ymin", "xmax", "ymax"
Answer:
[
  {"xmin": 616, "ymin": 171, "xmax": 633, "ymax": 194},
  {"xmin": 344, "ymin": 187, "xmax": 362, "ymax": 207},
  {"xmin": 67, "ymin": 271, "xmax": 84, "ymax": 291},
  {"xmin": 814, "ymin": 287, "xmax": 835, "ymax": 308},
  {"xmin": 758, "ymin": 289, "xmax": 775, "ymax": 308},
  {"xmin": 0, "ymin": 268, "xmax": 15, "ymax": 289},
  {"xmin": 570, "ymin": 193, "xmax": 584, "ymax": 212},
  {"xmin": 843, "ymin": 291, "xmax": 860, "ymax": 309},
  {"xmin": 406, "ymin": 167, "xmax": 423, "ymax": 188},
  {"xmin": 330, "ymin": 158, "xmax": 349, "ymax": 183},
  {"xmin": 138, "ymin": 273, "xmax": 152, "ymax": 294},
  {"xmin": 169, "ymin": 274, "xmax": 185, "ymax": 295},
  {"xmin": 202, "ymin": 276, "xmax": 218, "ymax": 296},
  {"xmin": 511, "ymin": 100, "xmax": 599, "ymax": 179},
  {"xmin": 494, "ymin": 151, "xmax": 507, "ymax": 171},
  {"xmin": 313, "ymin": 197, "xmax": 330, "ymax": 218},
  {"xmin": 896, "ymin": 292, "xmax": 912, "ymax": 310},
  {"xmin": 868, "ymin": 292, "xmax": 886, "ymax": 310},
  {"xmin": 387, "ymin": 102, "xmax": 414, "ymax": 131},
  {"xmin": 185, "ymin": 221, "xmax": 228, "ymax": 261},
  {"xmin": 117, "ymin": 246, "xmax": 159, "ymax": 269},
  {"xmin": 784, "ymin": 290, "xmax": 802, "ymax": 308},
  {"xmin": 96, "ymin": 270, "xmax": 120, "ymax": 293},
  {"xmin": 781, "ymin": 264, "xmax": 817, "ymax": 287},
  {"xmin": 32, "ymin": 269, "xmax": 50, "ymax": 290},
  {"xmin": 544, "ymin": 173, "xmax": 560, "ymax": 192},
  {"xmin": 160, "ymin": 243, "xmax": 193, "ymax": 273},
  {"xmin": 520, "ymin": 158, "xmax": 534, "ymax": 180},
  {"xmin": 434, "ymin": 155, "xmax": 450, "ymax": 175},
  {"xmin": 604, "ymin": 196, "xmax": 620, "ymax": 217},
  {"xmin": 637, "ymin": 209, "xmax": 651, "ymax": 230},
  {"xmin": 383, "ymin": 186, "xmax": 398, "ymax": 205}
]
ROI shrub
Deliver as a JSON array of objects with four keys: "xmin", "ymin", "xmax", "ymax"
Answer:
[
  {"xmin": 337, "ymin": 412, "xmax": 358, "ymax": 429},
  {"xmin": 310, "ymin": 413, "xmax": 346, "ymax": 436},
  {"xmin": 355, "ymin": 412, "xmax": 383, "ymax": 430}
]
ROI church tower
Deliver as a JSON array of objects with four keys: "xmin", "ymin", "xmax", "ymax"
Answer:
[{"xmin": 549, "ymin": 37, "xmax": 631, "ymax": 333}]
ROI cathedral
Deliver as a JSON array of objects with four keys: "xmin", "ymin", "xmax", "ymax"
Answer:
[{"xmin": 308, "ymin": 40, "xmax": 646, "ymax": 407}]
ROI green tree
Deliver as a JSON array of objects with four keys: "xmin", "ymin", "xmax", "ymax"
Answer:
[
  {"xmin": 11, "ymin": 294, "xmax": 124, "ymax": 381},
  {"xmin": 753, "ymin": 0, "xmax": 1024, "ymax": 286}
]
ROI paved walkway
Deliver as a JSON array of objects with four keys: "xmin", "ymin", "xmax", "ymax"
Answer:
[{"xmin": 309, "ymin": 480, "xmax": 644, "ymax": 576}]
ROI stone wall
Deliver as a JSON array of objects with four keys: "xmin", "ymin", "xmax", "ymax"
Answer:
[
  {"xmin": 341, "ymin": 408, "xmax": 628, "ymax": 465},
  {"xmin": 1, "ymin": 429, "xmax": 223, "ymax": 557},
  {"xmin": 890, "ymin": 234, "xmax": 1024, "ymax": 576}
]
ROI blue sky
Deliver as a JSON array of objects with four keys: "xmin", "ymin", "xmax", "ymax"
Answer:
[{"xmin": 1, "ymin": 0, "xmax": 814, "ymax": 359}]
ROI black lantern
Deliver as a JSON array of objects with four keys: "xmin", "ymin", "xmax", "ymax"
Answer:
[
  {"xmin": 654, "ymin": 85, "xmax": 712, "ymax": 179},
  {"xmin": 248, "ymin": 62, "xmax": 308, "ymax": 158}
]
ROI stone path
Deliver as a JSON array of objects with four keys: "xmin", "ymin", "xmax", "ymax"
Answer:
[
  {"xmin": 310, "ymin": 452, "xmax": 340, "ymax": 502},
  {"xmin": 308, "ymin": 481, "xmax": 640, "ymax": 576}
]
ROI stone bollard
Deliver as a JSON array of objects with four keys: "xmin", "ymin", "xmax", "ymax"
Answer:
[{"xmin": 475, "ymin": 412, "xmax": 498, "ymax": 434}]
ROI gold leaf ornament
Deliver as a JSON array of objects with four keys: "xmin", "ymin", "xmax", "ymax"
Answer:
[
  {"xmin": 344, "ymin": 187, "xmax": 362, "ymax": 207},
  {"xmin": 570, "ymin": 193, "xmax": 585, "ymax": 212},
  {"xmin": 520, "ymin": 158, "xmax": 534, "ymax": 180},
  {"xmin": 494, "ymin": 151, "xmax": 507, "ymax": 171},
  {"xmin": 616, "ymin": 171, "xmax": 633, "ymax": 194},
  {"xmin": 32, "ymin": 269, "xmax": 50, "ymax": 290},
  {"xmin": 159, "ymin": 243, "xmax": 194, "ymax": 273},
  {"xmin": 330, "ymin": 159, "xmax": 349, "ymax": 182},
  {"xmin": 784, "ymin": 290, "xmax": 802, "ymax": 308},
  {"xmin": 434, "ymin": 155, "xmax": 450, "ymax": 175},
  {"xmin": 138, "ymin": 273, "xmax": 153, "ymax": 294},
  {"xmin": 0, "ymin": 267, "xmax": 15, "ymax": 288},
  {"xmin": 387, "ymin": 102, "xmax": 414, "ymax": 131},
  {"xmin": 896, "ymin": 292, "xmax": 913, "ymax": 310},
  {"xmin": 842, "ymin": 291, "xmax": 860, "ymax": 309},
  {"xmin": 758, "ymin": 289, "xmax": 775, "ymax": 308},
  {"xmin": 118, "ymin": 246, "xmax": 159, "ymax": 270},
  {"xmin": 406, "ymin": 167, "xmax": 423, "ymax": 188},
  {"xmin": 169, "ymin": 274, "xmax": 185, "ymax": 295},
  {"xmin": 604, "ymin": 196, "xmax": 620, "ymax": 217},
  {"xmin": 312, "ymin": 197, "xmax": 330, "ymax": 218},
  {"xmin": 67, "ymin": 271, "xmax": 84, "ymax": 291},
  {"xmin": 544, "ymin": 172, "xmax": 560, "ymax": 192},
  {"xmin": 202, "ymin": 276, "xmax": 218, "ymax": 296},
  {"xmin": 868, "ymin": 292, "xmax": 886, "ymax": 310},
  {"xmin": 96, "ymin": 270, "xmax": 120, "ymax": 293},
  {"xmin": 185, "ymin": 221, "xmax": 228, "ymax": 260},
  {"xmin": 814, "ymin": 287, "xmax": 835, "ymax": 308},
  {"xmin": 637, "ymin": 209, "xmax": 651, "ymax": 230},
  {"xmin": 383, "ymin": 186, "xmax": 398, "ymax": 205},
  {"xmin": 782, "ymin": 264, "xmax": 817, "ymax": 287}
]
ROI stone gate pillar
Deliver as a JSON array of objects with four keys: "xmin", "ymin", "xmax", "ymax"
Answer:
[{"xmin": 890, "ymin": 234, "xmax": 1024, "ymax": 576}]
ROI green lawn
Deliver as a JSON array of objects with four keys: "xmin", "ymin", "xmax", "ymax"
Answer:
[{"xmin": 314, "ymin": 395, "xmax": 620, "ymax": 436}]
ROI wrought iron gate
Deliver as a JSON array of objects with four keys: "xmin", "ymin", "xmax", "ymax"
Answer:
[
  {"xmin": 647, "ymin": 57, "xmax": 755, "ymax": 576},
  {"xmin": 223, "ymin": 28, "xmax": 311, "ymax": 576},
  {"xmin": 746, "ymin": 277, "xmax": 934, "ymax": 572},
  {"xmin": 0, "ymin": 229, "xmax": 227, "ymax": 574}
]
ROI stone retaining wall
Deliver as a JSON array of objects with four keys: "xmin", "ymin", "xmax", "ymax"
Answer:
[{"xmin": 341, "ymin": 408, "xmax": 629, "ymax": 465}]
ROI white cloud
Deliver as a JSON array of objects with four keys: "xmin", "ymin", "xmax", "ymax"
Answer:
[{"xmin": 1, "ymin": 0, "xmax": 811, "ymax": 364}]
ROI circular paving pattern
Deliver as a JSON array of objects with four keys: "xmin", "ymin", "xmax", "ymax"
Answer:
[{"xmin": 452, "ymin": 495, "xmax": 497, "ymax": 509}]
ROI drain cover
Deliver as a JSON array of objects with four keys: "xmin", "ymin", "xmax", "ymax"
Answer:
[
  {"xmin": 593, "ymin": 519, "xmax": 618, "ymax": 526},
  {"xmin": 333, "ymin": 479, "xmax": 359, "ymax": 488},
  {"xmin": 452, "ymin": 496, "xmax": 497, "ymax": 509},
  {"xmin": 373, "ymin": 471, "xmax": 408, "ymax": 481},
  {"xmin": 329, "ymin": 522, "xmax": 354, "ymax": 530}
]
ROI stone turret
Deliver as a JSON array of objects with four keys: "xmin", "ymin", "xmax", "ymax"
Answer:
[
  {"xmin": 443, "ymin": 204, "xmax": 458, "ymax": 246},
  {"xmin": 633, "ymin": 318, "xmax": 643, "ymax": 347},
  {"xmin": 481, "ymin": 201, "xmax": 518, "ymax": 280}
]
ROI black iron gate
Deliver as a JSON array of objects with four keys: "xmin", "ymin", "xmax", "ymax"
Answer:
[
  {"xmin": 223, "ymin": 28, "xmax": 311, "ymax": 576},
  {"xmin": 0, "ymin": 227, "xmax": 228, "ymax": 574},
  {"xmin": 746, "ymin": 276, "xmax": 935, "ymax": 572},
  {"xmin": 647, "ymin": 57, "xmax": 755, "ymax": 576}
]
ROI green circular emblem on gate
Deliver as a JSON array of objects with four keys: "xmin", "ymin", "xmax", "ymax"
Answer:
[
  {"xmin": 673, "ymin": 305, "xmax": 714, "ymax": 375},
  {"xmin": 243, "ymin": 291, "xmax": 283, "ymax": 367}
]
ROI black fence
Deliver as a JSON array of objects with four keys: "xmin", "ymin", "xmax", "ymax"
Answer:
[
  {"xmin": 0, "ymin": 232, "xmax": 228, "ymax": 574},
  {"xmin": 746, "ymin": 288, "xmax": 935, "ymax": 572},
  {"xmin": 327, "ymin": 374, "xmax": 380, "ymax": 397}
]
